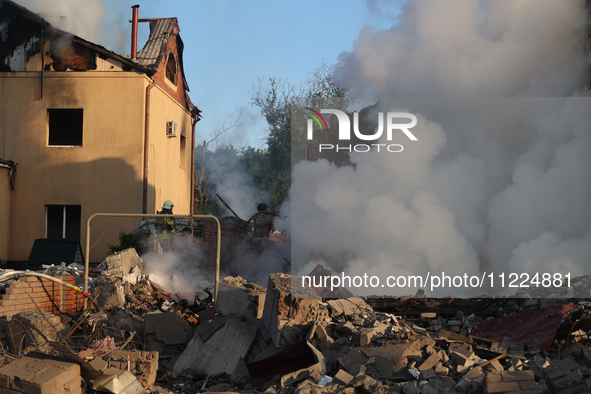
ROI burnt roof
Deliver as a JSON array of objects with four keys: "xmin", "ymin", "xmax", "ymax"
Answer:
[
  {"xmin": 0, "ymin": 0, "xmax": 148, "ymax": 74},
  {"xmin": 0, "ymin": 0, "xmax": 196, "ymax": 113}
]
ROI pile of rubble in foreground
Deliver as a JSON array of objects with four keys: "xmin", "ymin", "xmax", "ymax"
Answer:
[{"xmin": 0, "ymin": 249, "xmax": 589, "ymax": 393}]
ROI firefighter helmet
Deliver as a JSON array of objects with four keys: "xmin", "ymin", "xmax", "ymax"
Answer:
[{"xmin": 163, "ymin": 200, "xmax": 174, "ymax": 210}]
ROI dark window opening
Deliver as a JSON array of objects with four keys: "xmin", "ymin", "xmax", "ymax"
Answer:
[
  {"xmin": 48, "ymin": 109, "xmax": 83, "ymax": 146},
  {"xmin": 46, "ymin": 205, "xmax": 81, "ymax": 240},
  {"xmin": 166, "ymin": 54, "xmax": 176, "ymax": 84}
]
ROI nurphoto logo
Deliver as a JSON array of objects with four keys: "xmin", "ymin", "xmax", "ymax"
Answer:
[{"xmin": 304, "ymin": 107, "xmax": 418, "ymax": 153}]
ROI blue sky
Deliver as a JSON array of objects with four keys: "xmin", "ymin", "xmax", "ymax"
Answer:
[{"xmin": 98, "ymin": 0, "xmax": 401, "ymax": 148}]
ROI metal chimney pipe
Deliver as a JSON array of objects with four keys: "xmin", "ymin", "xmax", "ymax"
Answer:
[{"xmin": 131, "ymin": 5, "xmax": 139, "ymax": 59}]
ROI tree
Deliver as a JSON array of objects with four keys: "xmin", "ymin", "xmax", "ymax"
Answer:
[
  {"xmin": 251, "ymin": 78, "xmax": 295, "ymax": 210},
  {"xmin": 194, "ymin": 111, "xmax": 243, "ymax": 213},
  {"xmin": 251, "ymin": 61, "xmax": 349, "ymax": 210}
]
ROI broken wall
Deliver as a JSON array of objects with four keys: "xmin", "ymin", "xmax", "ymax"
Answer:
[
  {"xmin": 201, "ymin": 218, "xmax": 242, "ymax": 271},
  {"xmin": 0, "ymin": 275, "xmax": 84, "ymax": 320}
]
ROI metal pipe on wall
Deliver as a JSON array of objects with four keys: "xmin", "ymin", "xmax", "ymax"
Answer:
[{"xmin": 131, "ymin": 5, "xmax": 139, "ymax": 59}]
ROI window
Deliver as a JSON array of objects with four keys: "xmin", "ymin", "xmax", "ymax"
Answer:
[
  {"xmin": 48, "ymin": 109, "xmax": 83, "ymax": 146},
  {"xmin": 166, "ymin": 54, "xmax": 176, "ymax": 84},
  {"xmin": 46, "ymin": 205, "xmax": 81, "ymax": 240}
]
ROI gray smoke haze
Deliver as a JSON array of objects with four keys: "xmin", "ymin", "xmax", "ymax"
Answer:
[
  {"xmin": 203, "ymin": 147, "xmax": 270, "ymax": 219},
  {"xmin": 14, "ymin": 0, "xmax": 106, "ymax": 42},
  {"xmin": 12, "ymin": 0, "xmax": 152, "ymax": 55},
  {"xmin": 339, "ymin": 0, "xmax": 587, "ymax": 97},
  {"xmin": 288, "ymin": 0, "xmax": 591, "ymax": 297}
]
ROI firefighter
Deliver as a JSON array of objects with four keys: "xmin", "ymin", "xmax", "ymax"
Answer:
[
  {"xmin": 156, "ymin": 200, "xmax": 175, "ymax": 251},
  {"xmin": 253, "ymin": 203, "xmax": 274, "ymax": 253}
]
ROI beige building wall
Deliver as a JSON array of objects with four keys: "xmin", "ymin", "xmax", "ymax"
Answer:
[
  {"xmin": 148, "ymin": 85, "xmax": 194, "ymax": 215},
  {"xmin": 0, "ymin": 71, "xmax": 194, "ymax": 263},
  {"xmin": 0, "ymin": 167, "xmax": 10, "ymax": 261}
]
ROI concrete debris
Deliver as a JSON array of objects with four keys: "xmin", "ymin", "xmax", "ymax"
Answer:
[
  {"xmin": 102, "ymin": 311, "xmax": 144, "ymax": 343},
  {"xmin": 96, "ymin": 248, "xmax": 143, "ymax": 279},
  {"xmin": 326, "ymin": 297, "xmax": 374, "ymax": 321},
  {"xmin": 262, "ymin": 273, "xmax": 330, "ymax": 347},
  {"xmin": 542, "ymin": 356, "xmax": 589, "ymax": 393},
  {"xmin": 96, "ymin": 350, "xmax": 159, "ymax": 388},
  {"xmin": 172, "ymin": 314, "xmax": 257, "ymax": 376},
  {"xmin": 0, "ymin": 351, "xmax": 81, "ymax": 394},
  {"xmin": 91, "ymin": 370, "xmax": 147, "ymax": 394},
  {"xmin": 9, "ymin": 310, "xmax": 67, "ymax": 355},
  {"xmin": 305, "ymin": 264, "xmax": 354, "ymax": 299},
  {"xmin": 216, "ymin": 276, "xmax": 266, "ymax": 318},
  {"xmin": 144, "ymin": 311, "xmax": 192, "ymax": 356},
  {"xmin": 94, "ymin": 278, "xmax": 126, "ymax": 311},
  {"xmin": 5, "ymin": 252, "xmax": 591, "ymax": 394}
]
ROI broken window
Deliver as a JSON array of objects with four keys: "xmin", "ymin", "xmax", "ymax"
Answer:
[
  {"xmin": 46, "ymin": 205, "xmax": 81, "ymax": 240},
  {"xmin": 166, "ymin": 54, "xmax": 176, "ymax": 84},
  {"xmin": 48, "ymin": 109, "xmax": 83, "ymax": 146}
]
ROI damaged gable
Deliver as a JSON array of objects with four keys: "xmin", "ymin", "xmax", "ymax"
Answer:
[{"xmin": 129, "ymin": 17, "xmax": 193, "ymax": 111}]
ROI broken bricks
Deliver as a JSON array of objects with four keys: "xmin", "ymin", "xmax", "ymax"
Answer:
[
  {"xmin": 6, "ymin": 256, "xmax": 591, "ymax": 394},
  {"xmin": 104, "ymin": 350, "xmax": 159, "ymax": 388},
  {"xmin": 261, "ymin": 273, "xmax": 329, "ymax": 347}
]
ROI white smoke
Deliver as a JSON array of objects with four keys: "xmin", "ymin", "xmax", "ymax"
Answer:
[
  {"xmin": 201, "ymin": 146, "xmax": 271, "ymax": 219},
  {"xmin": 288, "ymin": 0, "xmax": 591, "ymax": 297},
  {"xmin": 14, "ymin": 0, "xmax": 106, "ymax": 42},
  {"xmin": 339, "ymin": 0, "xmax": 587, "ymax": 97},
  {"xmin": 142, "ymin": 238, "xmax": 210, "ymax": 303}
]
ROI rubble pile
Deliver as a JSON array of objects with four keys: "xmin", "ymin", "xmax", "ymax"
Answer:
[
  {"xmin": 157, "ymin": 275, "xmax": 591, "ymax": 394},
  {"xmin": 0, "ymin": 247, "xmax": 590, "ymax": 393}
]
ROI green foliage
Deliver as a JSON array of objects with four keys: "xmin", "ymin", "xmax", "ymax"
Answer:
[
  {"xmin": 193, "ymin": 61, "xmax": 348, "ymax": 215},
  {"xmin": 108, "ymin": 230, "xmax": 148, "ymax": 256},
  {"xmin": 251, "ymin": 78, "xmax": 293, "ymax": 211},
  {"xmin": 250, "ymin": 62, "xmax": 349, "ymax": 210}
]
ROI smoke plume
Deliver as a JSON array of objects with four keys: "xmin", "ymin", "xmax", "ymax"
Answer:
[
  {"xmin": 339, "ymin": 0, "xmax": 587, "ymax": 97},
  {"xmin": 288, "ymin": 0, "xmax": 591, "ymax": 297},
  {"xmin": 14, "ymin": 0, "xmax": 106, "ymax": 42},
  {"xmin": 142, "ymin": 238, "xmax": 210, "ymax": 303}
]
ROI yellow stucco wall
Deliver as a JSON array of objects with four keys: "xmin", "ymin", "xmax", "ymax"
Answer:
[
  {"xmin": 0, "ymin": 71, "xmax": 194, "ymax": 263},
  {"xmin": 148, "ymin": 84, "xmax": 193, "ymax": 215}
]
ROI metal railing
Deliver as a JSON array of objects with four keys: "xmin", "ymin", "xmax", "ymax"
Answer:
[{"xmin": 85, "ymin": 213, "xmax": 221, "ymax": 307}]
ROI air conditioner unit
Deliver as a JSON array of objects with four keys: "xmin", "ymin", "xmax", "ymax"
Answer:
[{"xmin": 166, "ymin": 121, "xmax": 177, "ymax": 137}]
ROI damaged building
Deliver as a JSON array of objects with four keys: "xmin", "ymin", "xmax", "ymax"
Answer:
[{"xmin": 0, "ymin": 0, "xmax": 201, "ymax": 264}]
